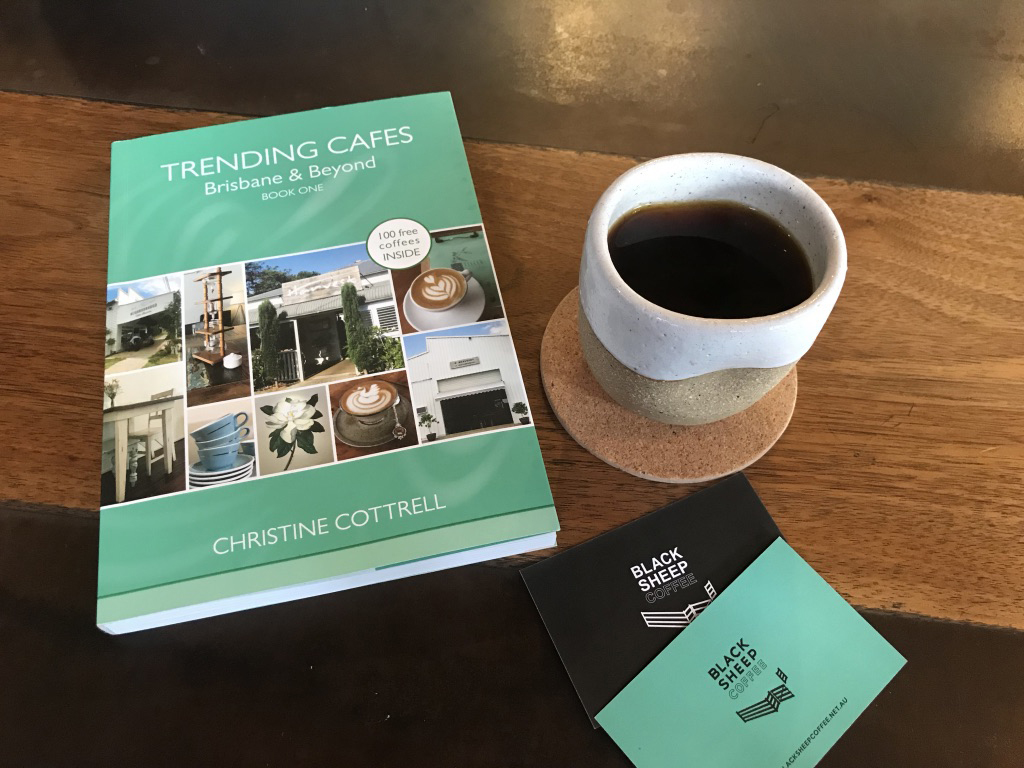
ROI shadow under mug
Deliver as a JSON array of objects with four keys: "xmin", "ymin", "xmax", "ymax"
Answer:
[{"xmin": 579, "ymin": 153, "xmax": 846, "ymax": 426}]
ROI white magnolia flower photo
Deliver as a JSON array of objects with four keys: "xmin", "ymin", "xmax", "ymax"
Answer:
[{"xmin": 261, "ymin": 392, "xmax": 326, "ymax": 470}]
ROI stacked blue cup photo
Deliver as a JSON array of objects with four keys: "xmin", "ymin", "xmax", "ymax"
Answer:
[{"xmin": 191, "ymin": 412, "xmax": 250, "ymax": 471}]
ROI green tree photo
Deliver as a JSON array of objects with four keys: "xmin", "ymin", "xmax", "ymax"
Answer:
[
  {"xmin": 162, "ymin": 291, "xmax": 182, "ymax": 355},
  {"xmin": 341, "ymin": 282, "xmax": 403, "ymax": 374},
  {"xmin": 258, "ymin": 300, "xmax": 283, "ymax": 386},
  {"xmin": 359, "ymin": 326, "xmax": 404, "ymax": 373},
  {"xmin": 341, "ymin": 282, "xmax": 367, "ymax": 369},
  {"xmin": 143, "ymin": 290, "xmax": 183, "ymax": 366}
]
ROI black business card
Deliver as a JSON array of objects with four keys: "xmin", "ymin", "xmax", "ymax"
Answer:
[{"xmin": 521, "ymin": 473, "xmax": 782, "ymax": 726}]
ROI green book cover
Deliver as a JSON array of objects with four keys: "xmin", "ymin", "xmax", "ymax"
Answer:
[
  {"xmin": 99, "ymin": 93, "xmax": 558, "ymax": 633},
  {"xmin": 596, "ymin": 538, "xmax": 905, "ymax": 768}
]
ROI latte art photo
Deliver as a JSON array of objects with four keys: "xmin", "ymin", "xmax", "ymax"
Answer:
[
  {"xmin": 423, "ymin": 273, "xmax": 459, "ymax": 301},
  {"xmin": 411, "ymin": 268, "xmax": 467, "ymax": 311},
  {"xmin": 342, "ymin": 381, "xmax": 397, "ymax": 415}
]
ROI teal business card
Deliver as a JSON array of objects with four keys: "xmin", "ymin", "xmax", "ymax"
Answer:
[{"xmin": 596, "ymin": 538, "xmax": 905, "ymax": 768}]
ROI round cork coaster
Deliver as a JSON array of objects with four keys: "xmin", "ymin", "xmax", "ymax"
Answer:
[{"xmin": 540, "ymin": 289, "xmax": 798, "ymax": 483}]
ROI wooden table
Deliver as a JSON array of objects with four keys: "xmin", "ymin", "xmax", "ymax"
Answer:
[
  {"xmin": 102, "ymin": 395, "xmax": 181, "ymax": 503},
  {"xmin": 1, "ymin": 91, "xmax": 1022, "ymax": 766}
]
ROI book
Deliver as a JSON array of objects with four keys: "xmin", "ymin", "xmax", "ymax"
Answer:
[
  {"xmin": 595, "ymin": 538, "xmax": 906, "ymax": 768},
  {"xmin": 99, "ymin": 92, "xmax": 558, "ymax": 634},
  {"xmin": 522, "ymin": 474, "xmax": 781, "ymax": 725}
]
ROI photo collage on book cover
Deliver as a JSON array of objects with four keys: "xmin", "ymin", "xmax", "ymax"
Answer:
[{"xmin": 100, "ymin": 225, "xmax": 534, "ymax": 506}]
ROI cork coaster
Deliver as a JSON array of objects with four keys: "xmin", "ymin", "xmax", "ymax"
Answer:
[{"xmin": 540, "ymin": 289, "xmax": 798, "ymax": 483}]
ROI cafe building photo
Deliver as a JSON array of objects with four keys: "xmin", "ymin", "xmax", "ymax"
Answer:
[
  {"xmin": 403, "ymin": 320, "xmax": 530, "ymax": 442},
  {"xmin": 245, "ymin": 244, "xmax": 402, "ymax": 393},
  {"xmin": 104, "ymin": 275, "xmax": 182, "ymax": 374}
]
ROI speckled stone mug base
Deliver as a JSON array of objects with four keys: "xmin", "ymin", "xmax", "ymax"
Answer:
[
  {"xmin": 541, "ymin": 289, "xmax": 797, "ymax": 483},
  {"xmin": 579, "ymin": 306, "xmax": 794, "ymax": 426}
]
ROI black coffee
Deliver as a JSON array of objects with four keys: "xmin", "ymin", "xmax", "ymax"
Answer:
[{"xmin": 608, "ymin": 201, "xmax": 814, "ymax": 318}]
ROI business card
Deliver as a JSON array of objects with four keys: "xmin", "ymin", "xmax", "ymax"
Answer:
[
  {"xmin": 596, "ymin": 538, "xmax": 906, "ymax": 768},
  {"xmin": 522, "ymin": 473, "xmax": 781, "ymax": 725}
]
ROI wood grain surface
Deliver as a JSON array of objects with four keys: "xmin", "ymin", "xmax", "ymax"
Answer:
[{"xmin": 1, "ymin": 92, "xmax": 1021, "ymax": 629}]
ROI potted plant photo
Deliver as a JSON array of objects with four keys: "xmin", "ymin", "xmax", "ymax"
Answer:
[
  {"xmin": 418, "ymin": 411, "xmax": 439, "ymax": 441},
  {"xmin": 511, "ymin": 401, "xmax": 530, "ymax": 425},
  {"xmin": 103, "ymin": 379, "xmax": 121, "ymax": 409}
]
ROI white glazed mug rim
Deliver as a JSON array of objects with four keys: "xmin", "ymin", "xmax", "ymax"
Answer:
[{"xmin": 580, "ymin": 153, "xmax": 847, "ymax": 380}]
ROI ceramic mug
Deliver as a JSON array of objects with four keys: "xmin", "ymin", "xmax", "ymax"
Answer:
[
  {"xmin": 579, "ymin": 153, "xmax": 846, "ymax": 425},
  {"xmin": 191, "ymin": 411, "xmax": 249, "ymax": 442}
]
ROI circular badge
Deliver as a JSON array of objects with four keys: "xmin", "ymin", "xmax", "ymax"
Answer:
[{"xmin": 366, "ymin": 218, "xmax": 432, "ymax": 270}]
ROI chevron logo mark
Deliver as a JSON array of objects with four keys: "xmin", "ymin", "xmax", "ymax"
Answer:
[
  {"xmin": 736, "ymin": 669, "xmax": 795, "ymax": 722},
  {"xmin": 642, "ymin": 598, "xmax": 712, "ymax": 628}
]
